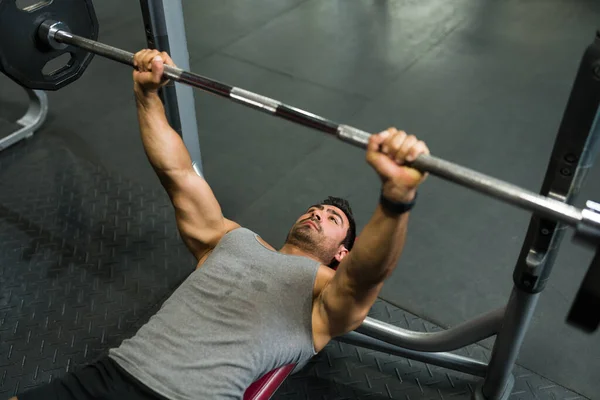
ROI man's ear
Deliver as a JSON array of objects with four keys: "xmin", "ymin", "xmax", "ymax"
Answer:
[{"xmin": 334, "ymin": 246, "xmax": 349, "ymax": 263}]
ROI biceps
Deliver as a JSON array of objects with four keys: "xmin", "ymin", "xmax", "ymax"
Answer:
[{"xmin": 319, "ymin": 274, "xmax": 383, "ymax": 337}]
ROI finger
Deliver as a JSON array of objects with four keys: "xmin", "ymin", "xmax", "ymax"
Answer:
[
  {"xmin": 138, "ymin": 50, "xmax": 151, "ymax": 70},
  {"xmin": 138, "ymin": 50, "xmax": 152, "ymax": 70},
  {"xmin": 133, "ymin": 50, "xmax": 143, "ymax": 69},
  {"xmin": 381, "ymin": 128, "xmax": 402, "ymax": 155},
  {"xmin": 136, "ymin": 50, "xmax": 152, "ymax": 72},
  {"xmin": 367, "ymin": 129, "xmax": 390, "ymax": 152},
  {"xmin": 393, "ymin": 134, "xmax": 417, "ymax": 164},
  {"xmin": 383, "ymin": 130, "xmax": 407, "ymax": 160},
  {"xmin": 369, "ymin": 128, "xmax": 394, "ymax": 152},
  {"xmin": 367, "ymin": 147, "xmax": 402, "ymax": 179},
  {"xmin": 151, "ymin": 56, "xmax": 165, "ymax": 82},
  {"xmin": 144, "ymin": 50, "xmax": 160, "ymax": 69},
  {"xmin": 160, "ymin": 52, "xmax": 176, "ymax": 67},
  {"xmin": 134, "ymin": 52, "xmax": 154, "ymax": 82},
  {"xmin": 135, "ymin": 49, "xmax": 152, "ymax": 70},
  {"xmin": 406, "ymin": 140, "xmax": 428, "ymax": 163}
]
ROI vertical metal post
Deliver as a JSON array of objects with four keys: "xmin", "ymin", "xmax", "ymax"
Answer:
[
  {"xmin": 477, "ymin": 34, "xmax": 600, "ymax": 399},
  {"xmin": 139, "ymin": 0, "xmax": 203, "ymax": 176},
  {"xmin": 476, "ymin": 290, "xmax": 539, "ymax": 399}
]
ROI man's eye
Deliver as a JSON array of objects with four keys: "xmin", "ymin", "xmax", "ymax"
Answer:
[{"xmin": 330, "ymin": 217, "xmax": 338, "ymax": 224}]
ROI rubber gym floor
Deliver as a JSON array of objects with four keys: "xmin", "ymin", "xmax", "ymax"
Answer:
[{"xmin": 1, "ymin": 0, "xmax": 599, "ymax": 399}]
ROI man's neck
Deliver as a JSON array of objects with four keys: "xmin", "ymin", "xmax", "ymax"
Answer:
[{"xmin": 279, "ymin": 243, "xmax": 323, "ymax": 264}]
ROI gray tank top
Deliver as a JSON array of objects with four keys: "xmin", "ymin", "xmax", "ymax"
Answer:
[{"xmin": 109, "ymin": 227, "xmax": 319, "ymax": 400}]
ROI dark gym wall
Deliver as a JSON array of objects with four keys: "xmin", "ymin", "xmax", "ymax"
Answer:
[{"xmin": 1, "ymin": 0, "xmax": 598, "ymax": 398}]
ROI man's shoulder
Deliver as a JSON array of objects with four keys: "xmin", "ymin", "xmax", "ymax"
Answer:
[
  {"xmin": 224, "ymin": 218, "xmax": 242, "ymax": 233},
  {"xmin": 314, "ymin": 265, "xmax": 335, "ymax": 295}
]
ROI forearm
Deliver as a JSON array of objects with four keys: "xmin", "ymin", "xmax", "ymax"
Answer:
[
  {"xmin": 344, "ymin": 192, "xmax": 412, "ymax": 287},
  {"xmin": 135, "ymin": 89, "xmax": 192, "ymax": 175}
]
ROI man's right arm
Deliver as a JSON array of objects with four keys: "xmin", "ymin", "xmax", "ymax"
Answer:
[
  {"xmin": 134, "ymin": 50, "xmax": 239, "ymax": 261},
  {"xmin": 314, "ymin": 129, "xmax": 429, "ymax": 346}
]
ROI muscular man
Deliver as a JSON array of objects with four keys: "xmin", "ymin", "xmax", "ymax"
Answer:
[{"xmin": 13, "ymin": 50, "xmax": 429, "ymax": 400}]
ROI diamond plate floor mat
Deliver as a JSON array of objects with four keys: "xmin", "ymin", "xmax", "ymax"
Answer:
[
  {"xmin": 0, "ymin": 135, "xmax": 196, "ymax": 397},
  {"xmin": 0, "ymin": 118, "xmax": 20, "ymax": 140},
  {"xmin": 0, "ymin": 135, "xmax": 587, "ymax": 400}
]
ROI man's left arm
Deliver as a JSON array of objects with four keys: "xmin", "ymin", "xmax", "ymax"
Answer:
[{"xmin": 316, "ymin": 129, "xmax": 428, "ymax": 340}]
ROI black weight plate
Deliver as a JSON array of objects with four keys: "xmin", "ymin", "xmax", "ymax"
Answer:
[{"xmin": 0, "ymin": 0, "xmax": 98, "ymax": 91}]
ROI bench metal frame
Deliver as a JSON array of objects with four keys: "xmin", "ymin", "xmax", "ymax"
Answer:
[{"xmin": 0, "ymin": 88, "xmax": 48, "ymax": 151}]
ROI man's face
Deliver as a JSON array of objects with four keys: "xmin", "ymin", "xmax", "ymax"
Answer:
[{"xmin": 286, "ymin": 204, "xmax": 350, "ymax": 265}]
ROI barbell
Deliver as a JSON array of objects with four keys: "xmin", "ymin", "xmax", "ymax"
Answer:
[
  {"xmin": 0, "ymin": 0, "xmax": 598, "ymax": 237},
  {"xmin": 1, "ymin": 5, "xmax": 600, "ymax": 234}
]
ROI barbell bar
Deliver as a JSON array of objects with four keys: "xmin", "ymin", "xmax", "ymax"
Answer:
[{"xmin": 38, "ymin": 20, "xmax": 596, "ymax": 230}]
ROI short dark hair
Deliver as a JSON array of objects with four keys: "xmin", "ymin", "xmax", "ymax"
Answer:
[{"xmin": 320, "ymin": 196, "xmax": 356, "ymax": 269}]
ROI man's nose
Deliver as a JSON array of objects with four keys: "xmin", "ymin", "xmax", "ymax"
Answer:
[{"xmin": 310, "ymin": 210, "xmax": 322, "ymax": 221}]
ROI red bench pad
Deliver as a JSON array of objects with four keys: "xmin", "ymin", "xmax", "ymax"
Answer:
[{"xmin": 243, "ymin": 364, "xmax": 296, "ymax": 400}]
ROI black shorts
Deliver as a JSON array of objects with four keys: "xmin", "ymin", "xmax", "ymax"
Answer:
[{"xmin": 17, "ymin": 356, "xmax": 167, "ymax": 400}]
